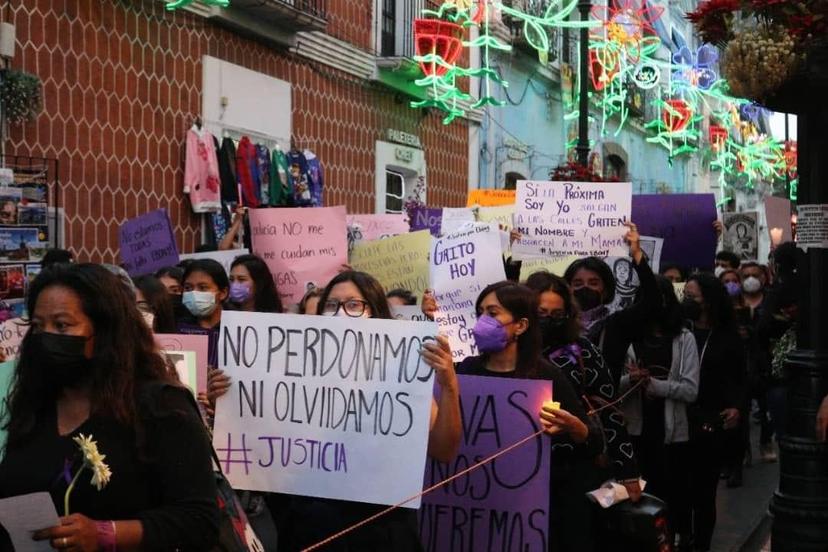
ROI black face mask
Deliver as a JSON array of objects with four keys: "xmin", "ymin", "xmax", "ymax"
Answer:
[
  {"xmin": 29, "ymin": 332, "xmax": 93, "ymax": 391},
  {"xmin": 539, "ymin": 316, "xmax": 568, "ymax": 348},
  {"xmin": 681, "ymin": 299, "xmax": 703, "ymax": 321},
  {"xmin": 573, "ymin": 287, "xmax": 603, "ymax": 311}
]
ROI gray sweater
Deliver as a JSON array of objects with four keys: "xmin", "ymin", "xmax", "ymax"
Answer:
[{"xmin": 620, "ymin": 329, "xmax": 700, "ymax": 444}]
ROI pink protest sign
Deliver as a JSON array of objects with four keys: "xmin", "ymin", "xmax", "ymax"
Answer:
[
  {"xmin": 154, "ymin": 333, "xmax": 209, "ymax": 393},
  {"xmin": 249, "ymin": 206, "xmax": 348, "ymax": 305},
  {"xmin": 346, "ymin": 214, "xmax": 409, "ymax": 242},
  {"xmin": 419, "ymin": 375, "xmax": 552, "ymax": 551}
]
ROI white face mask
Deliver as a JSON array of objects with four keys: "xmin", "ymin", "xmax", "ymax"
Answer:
[
  {"xmin": 714, "ymin": 266, "xmax": 726, "ymax": 278},
  {"xmin": 141, "ymin": 311, "xmax": 155, "ymax": 329},
  {"xmin": 743, "ymin": 276, "xmax": 763, "ymax": 294},
  {"xmin": 183, "ymin": 290, "xmax": 218, "ymax": 318}
]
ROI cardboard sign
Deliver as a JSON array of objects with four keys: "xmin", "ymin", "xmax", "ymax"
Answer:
[
  {"xmin": 796, "ymin": 204, "xmax": 828, "ymax": 251},
  {"xmin": 467, "ymin": 189, "xmax": 516, "ymax": 207},
  {"xmin": 0, "ymin": 318, "xmax": 26, "ymax": 361},
  {"xmin": 213, "ymin": 311, "xmax": 437, "ymax": 507},
  {"xmin": 154, "ymin": 333, "xmax": 210, "ymax": 393},
  {"xmin": 179, "ymin": 249, "xmax": 250, "ymax": 275},
  {"xmin": 163, "ymin": 351, "xmax": 198, "ymax": 395},
  {"xmin": 119, "ymin": 209, "xmax": 179, "ymax": 276},
  {"xmin": 410, "ymin": 207, "xmax": 444, "ymax": 236},
  {"xmin": 249, "ymin": 206, "xmax": 348, "ymax": 305},
  {"xmin": 631, "ymin": 194, "xmax": 717, "ymax": 270},
  {"xmin": 440, "ymin": 208, "xmax": 477, "ymax": 236},
  {"xmin": 722, "ymin": 212, "xmax": 759, "ymax": 261},
  {"xmin": 764, "ymin": 196, "xmax": 793, "ymax": 247},
  {"xmin": 431, "ymin": 226, "xmax": 506, "ymax": 361},
  {"xmin": 419, "ymin": 375, "xmax": 552, "ymax": 552},
  {"xmin": 603, "ymin": 236, "xmax": 663, "ymax": 313},
  {"xmin": 350, "ymin": 231, "xmax": 431, "ymax": 303},
  {"xmin": 512, "ymin": 181, "xmax": 632, "ymax": 261},
  {"xmin": 477, "ymin": 205, "xmax": 515, "ymax": 232}
]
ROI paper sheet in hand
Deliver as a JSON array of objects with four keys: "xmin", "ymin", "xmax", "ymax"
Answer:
[{"xmin": 0, "ymin": 492, "xmax": 60, "ymax": 552}]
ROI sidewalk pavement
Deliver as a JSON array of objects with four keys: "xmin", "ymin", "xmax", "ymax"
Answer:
[{"xmin": 710, "ymin": 425, "xmax": 778, "ymax": 552}]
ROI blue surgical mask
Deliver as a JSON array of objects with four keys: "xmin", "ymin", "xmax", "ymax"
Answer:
[{"xmin": 183, "ymin": 291, "xmax": 218, "ymax": 318}]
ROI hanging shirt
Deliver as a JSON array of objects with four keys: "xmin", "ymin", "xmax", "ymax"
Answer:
[
  {"xmin": 269, "ymin": 148, "xmax": 292, "ymax": 206},
  {"xmin": 304, "ymin": 149, "xmax": 324, "ymax": 207},
  {"xmin": 235, "ymin": 137, "xmax": 260, "ymax": 208},
  {"xmin": 255, "ymin": 144, "xmax": 271, "ymax": 206},
  {"xmin": 217, "ymin": 136, "xmax": 238, "ymax": 204},
  {"xmin": 287, "ymin": 150, "xmax": 313, "ymax": 206},
  {"xmin": 183, "ymin": 126, "xmax": 221, "ymax": 213}
]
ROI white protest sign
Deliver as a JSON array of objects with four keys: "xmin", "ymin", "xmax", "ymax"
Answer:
[
  {"xmin": 214, "ymin": 311, "xmax": 437, "ymax": 507},
  {"xmin": 0, "ymin": 318, "xmax": 26, "ymax": 361},
  {"xmin": 391, "ymin": 305, "xmax": 430, "ymax": 322},
  {"xmin": 430, "ymin": 226, "xmax": 506, "ymax": 361},
  {"xmin": 180, "ymin": 249, "xmax": 250, "ymax": 274},
  {"xmin": 796, "ymin": 204, "xmax": 828, "ymax": 251},
  {"xmin": 440, "ymin": 207, "xmax": 476, "ymax": 236},
  {"xmin": 512, "ymin": 180, "xmax": 632, "ymax": 260}
]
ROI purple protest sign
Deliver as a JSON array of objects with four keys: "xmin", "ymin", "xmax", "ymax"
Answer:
[
  {"xmin": 410, "ymin": 207, "xmax": 443, "ymax": 236},
  {"xmin": 119, "ymin": 208, "xmax": 179, "ymax": 276},
  {"xmin": 631, "ymin": 194, "xmax": 717, "ymax": 270},
  {"xmin": 419, "ymin": 375, "xmax": 552, "ymax": 551}
]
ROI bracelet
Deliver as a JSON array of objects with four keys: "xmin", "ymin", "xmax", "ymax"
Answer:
[
  {"xmin": 618, "ymin": 478, "xmax": 640, "ymax": 485},
  {"xmin": 95, "ymin": 520, "xmax": 117, "ymax": 552}
]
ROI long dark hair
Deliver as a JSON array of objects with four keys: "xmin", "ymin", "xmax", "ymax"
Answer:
[
  {"xmin": 230, "ymin": 254, "xmax": 283, "ymax": 313},
  {"xmin": 133, "ymin": 275, "xmax": 177, "ymax": 333},
  {"xmin": 652, "ymin": 275, "xmax": 684, "ymax": 338},
  {"xmin": 475, "ymin": 281, "xmax": 542, "ymax": 378},
  {"xmin": 524, "ymin": 270, "xmax": 582, "ymax": 345},
  {"xmin": 317, "ymin": 271, "xmax": 392, "ymax": 320},
  {"xmin": 563, "ymin": 256, "xmax": 617, "ymax": 304},
  {"xmin": 4, "ymin": 264, "xmax": 174, "ymax": 447},
  {"xmin": 687, "ymin": 272, "xmax": 734, "ymax": 329}
]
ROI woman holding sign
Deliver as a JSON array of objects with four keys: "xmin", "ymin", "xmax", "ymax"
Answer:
[
  {"xmin": 0, "ymin": 263, "xmax": 219, "ymax": 550},
  {"xmin": 208, "ymin": 270, "xmax": 462, "ymax": 551},
  {"xmin": 437, "ymin": 281, "xmax": 598, "ymax": 552}
]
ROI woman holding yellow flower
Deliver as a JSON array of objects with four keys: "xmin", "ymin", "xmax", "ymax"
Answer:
[{"xmin": 0, "ymin": 263, "xmax": 219, "ymax": 551}]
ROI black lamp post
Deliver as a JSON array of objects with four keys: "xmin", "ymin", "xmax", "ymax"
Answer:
[
  {"xmin": 766, "ymin": 48, "xmax": 828, "ymax": 551},
  {"xmin": 576, "ymin": 0, "xmax": 592, "ymax": 168}
]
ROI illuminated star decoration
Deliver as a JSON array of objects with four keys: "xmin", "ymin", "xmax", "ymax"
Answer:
[
  {"xmin": 411, "ymin": 0, "xmax": 597, "ymax": 124},
  {"xmin": 165, "ymin": 0, "xmax": 228, "ymax": 10}
]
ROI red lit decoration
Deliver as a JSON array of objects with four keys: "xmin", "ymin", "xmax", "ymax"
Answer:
[
  {"xmin": 414, "ymin": 19, "xmax": 465, "ymax": 77},
  {"xmin": 589, "ymin": 48, "xmax": 620, "ymax": 91},
  {"xmin": 709, "ymin": 125, "xmax": 728, "ymax": 148},
  {"xmin": 662, "ymin": 99, "xmax": 692, "ymax": 133},
  {"xmin": 784, "ymin": 140, "xmax": 798, "ymax": 179}
]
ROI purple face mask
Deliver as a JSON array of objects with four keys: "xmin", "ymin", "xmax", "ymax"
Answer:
[
  {"xmin": 724, "ymin": 281, "xmax": 742, "ymax": 298},
  {"xmin": 229, "ymin": 282, "xmax": 252, "ymax": 304},
  {"xmin": 472, "ymin": 315, "xmax": 510, "ymax": 353}
]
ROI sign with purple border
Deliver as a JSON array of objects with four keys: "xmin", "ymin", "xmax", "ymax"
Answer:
[
  {"xmin": 410, "ymin": 207, "xmax": 443, "ymax": 236},
  {"xmin": 119, "ymin": 209, "xmax": 179, "ymax": 276},
  {"xmin": 419, "ymin": 375, "xmax": 552, "ymax": 551}
]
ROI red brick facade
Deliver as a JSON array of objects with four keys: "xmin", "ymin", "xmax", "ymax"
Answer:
[{"xmin": 4, "ymin": 0, "xmax": 470, "ymax": 262}]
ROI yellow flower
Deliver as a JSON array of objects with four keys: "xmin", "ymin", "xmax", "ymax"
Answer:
[
  {"xmin": 72, "ymin": 434, "xmax": 112, "ymax": 490},
  {"xmin": 90, "ymin": 462, "xmax": 113, "ymax": 491}
]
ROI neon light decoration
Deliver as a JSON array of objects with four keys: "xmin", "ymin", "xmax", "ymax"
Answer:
[
  {"xmin": 410, "ymin": 0, "xmax": 597, "ymax": 124},
  {"xmin": 165, "ymin": 0, "xmax": 228, "ymax": 10},
  {"xmin": 672, "ymin": 45, "xmax": 718, "ymax": 90}
]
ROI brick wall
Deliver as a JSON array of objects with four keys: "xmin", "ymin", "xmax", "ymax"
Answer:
[{"xmin": 4, "ymin": 0, "xmax": 469, "ymax": 263}]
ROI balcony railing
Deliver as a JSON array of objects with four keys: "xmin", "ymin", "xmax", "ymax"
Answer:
[
  {"xmin": 501, "ymin": 0, "xmax": 561, "ymax": 60},
  {"xmin": 230, "ymin": 0, "xmax": 327, "ymax": 31},
  {"xmin": 381, "ymin": 0, "xmax": 443, "ymax": 59}
]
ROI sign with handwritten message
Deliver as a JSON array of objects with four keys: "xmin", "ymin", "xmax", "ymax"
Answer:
[
  {"xmin": 391, "ymin": 305, "xmax": 431, "ymax": 321},
  {"xmin": 512, "ymin": 181, "xmax": 632, "ymax": 261},
  {"xmin": 431, "ymin": 226, "xmax": 506, "ymax": 361},
  {"xmin": 0, "ymin": 318, "xmax": 26, "ymax": 361},
  {"xmin": 119, "ymin": 209, "xmax": 179, "ymax": 276},
  {"xmin": 440, "ymin": 208, "xmax": 477, "ymax": 236},
  {"xmin": 467, "ymin": 189, "xmax": 516, "ymax": 207},
  {"xmin": 346, "ymin": 214, "xmax": 409, "ymax": 243},
  {"xmin": 419, "ymin": 375, "xmax": 552, "ymax": 552},
  {"xmin": 410, "ymin": 207, "xmax": 444, "ymax": 236},
  {"xmin": 477, "ymin": 205, "xmax": 515, "ymax": 232},
  {"xmin": 350, "ymin": 231, "xmax": 431, "ymax": 302},
  {"xmin": 213, "ymin": 312, "xmax": 437, "ymax": 506},
  {"xmin": 249, "ymin": 206, "xmax": 348, "ymax": 305},
  {"xmin": 518, "ymin": 256, "xmax": 581, "ymax": 281}
]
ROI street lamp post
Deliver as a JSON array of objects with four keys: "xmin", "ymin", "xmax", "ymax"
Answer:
[
  {"xmin": 768, "ymin": 48, "xmax": 828, "ymax": 551},
  {"xmin": 576, "ymin": 0, "xmax": 591, "ymax": 168}
]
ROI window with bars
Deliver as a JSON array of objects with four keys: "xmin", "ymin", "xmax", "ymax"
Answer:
[
  {"xmin": 381, "ymin": 0, "xmax": 397, "ymax": 57},
  {"xmin": 385, "ymin": 170, "xmax": 406, "ymax": 213}
]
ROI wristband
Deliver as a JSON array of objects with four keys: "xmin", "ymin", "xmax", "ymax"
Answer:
[{"xmin": 96, "ymin": 520, "xmax": 117, "ymax": 552}]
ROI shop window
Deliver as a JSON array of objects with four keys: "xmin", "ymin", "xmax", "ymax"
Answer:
[{"xmin": 385, "ymin": 170, "xmax": 406, "ymax": 213}]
